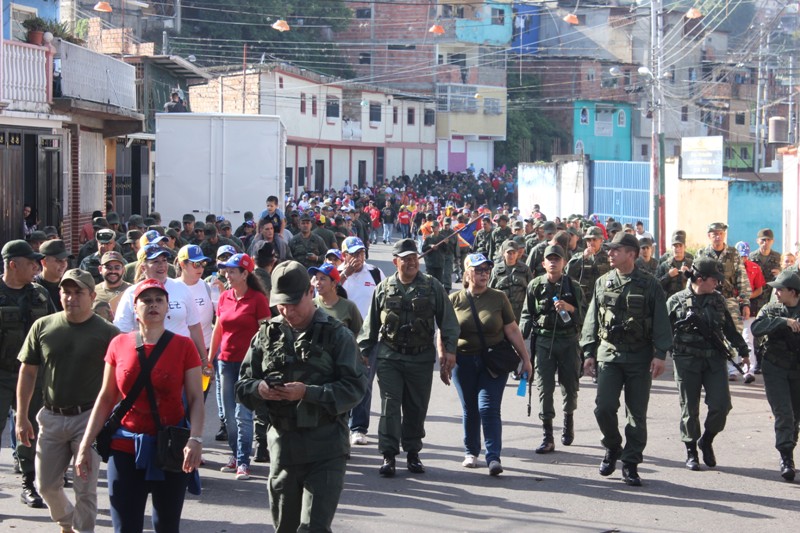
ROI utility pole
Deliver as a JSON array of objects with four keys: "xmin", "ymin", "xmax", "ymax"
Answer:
[{"xmin": 755, "ymin": 24, "xmax": 764, "ymax": 172}]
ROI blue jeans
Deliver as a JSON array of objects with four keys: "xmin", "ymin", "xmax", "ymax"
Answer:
[
  {"xmin": 107, "ymin": 450, "xmax": 189, "ymax": 533},
  {"xmin": 369, "ymin": 227, "xmax": 378, "ymax": 243},
  {"xmin": 219, "ymin": 360, "xmax": 253, "ymax": 467},
  {"xmin": 452, "ymin": 353, "xmax": 509, "ymax": 464},
  {"xmin": 349, "ymin": 345, "xmax": 378, "ymax": 434},
  {"xmin": 399, "ymin": 224, "xmax": 410, "ymax": 239},
  {"xmin": 382, "ymin": 223, "xmax": 393, "ymax": 243}
]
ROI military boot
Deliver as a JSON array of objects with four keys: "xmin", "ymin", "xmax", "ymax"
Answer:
[
  {"xmin": 21, "ymin": 472, "xmax": 44, "ymax": 508},
  {"xmin": 561, "ymin": 414, "xmax": 574, "ymax": 446},
  {"xmin": 698, "ymin": 432, "xmax": 717, "ymax": 467},
  {"xmin": 685, "ymin": 442, "xmax": 700, "ymax": 471},
  {"xmin": 535, "ymin": 420, "xmax": 555, "ymax": 454},
  {"xmin": 779, "ymin": 450, "xmax": 795, "ymax": 482}
]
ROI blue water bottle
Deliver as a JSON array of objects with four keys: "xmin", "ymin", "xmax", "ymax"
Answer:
[{"xmin": 517, "ymin": 372, "xmax": 527, "ymax": 397}]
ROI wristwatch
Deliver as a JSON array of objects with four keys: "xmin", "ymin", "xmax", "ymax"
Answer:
[{"xmin": 188, "ymin": 436, "xmax": 203, "ymax": 445}]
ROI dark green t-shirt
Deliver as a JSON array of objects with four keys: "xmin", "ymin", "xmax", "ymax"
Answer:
[
  {"xmin": 18, "ymin": 312, "xmax": 119, "ymax": 407},
  {"xmin": 449, "ymin": 288, "xmax": 515, "ymax": 353},
  {"xmin": 314, "ymin": 296, "xmax": 363, "ymax": 337}
]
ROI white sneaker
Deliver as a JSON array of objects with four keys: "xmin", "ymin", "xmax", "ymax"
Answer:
[
  {"xmin": 462, "ymin": 454, "xmax": 478, "ymax": 468},
  {"xmin": 350, "ymin": 432, "xmax": 368, "ymax": 445}
]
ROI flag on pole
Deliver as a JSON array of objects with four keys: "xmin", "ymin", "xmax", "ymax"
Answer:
[{"xmin": 456, "ymin": 218, "xmax": 480, "ymax": 247}]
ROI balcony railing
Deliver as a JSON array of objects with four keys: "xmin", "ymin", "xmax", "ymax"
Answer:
[
  {"xmin": 56, "ymin": 38, "xmax": 136, "ymax": 111},
  {"xmin": 1, "ymin": 40, "xmax": 52, "ymax": 111}
]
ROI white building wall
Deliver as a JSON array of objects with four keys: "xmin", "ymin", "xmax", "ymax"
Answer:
[{"xmin": 331, "ymin": 149, "xmax": 350, "ymax": 190}]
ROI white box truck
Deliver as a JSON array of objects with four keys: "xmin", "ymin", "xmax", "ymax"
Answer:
[{"xmin": 154, "ymin": 113, "xmax": 286, "ymax": 223}]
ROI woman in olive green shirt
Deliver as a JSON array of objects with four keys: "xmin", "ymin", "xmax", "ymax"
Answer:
[{"xmin": 444, "ymin": 253, "xmax": 531, "ymax": 476}]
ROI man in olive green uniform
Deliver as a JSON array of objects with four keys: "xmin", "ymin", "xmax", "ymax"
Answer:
[
  {"xmin": 439, "ymin": 218, "xmax": 457, "ymax": 292},
  {"xmin": 520, "ymin": 245, "xmax": 584, "ymax": 454},
  {"xmin": 79, "ymin": 228, "xmax": 119, "ymax": 284},
  {"xmin": 656, "ymin": 232, "xmax": 692, "ymax": 298},
  {"xmin": 580, "ymin": 233, "xmax": 673, "ymax": 486},
  {"xmin": 358, "ymin": 238, "xmax": 460, "ymax": 476},
  {"xmin": 288, "ymin": 213, "xmax": 327, "ymax": 269},
  {"xmin": 751, "ymin": 271, "xmax": 800, "ymax": 481},
  {"xmin": 635, "ymin": 238, "xmax": 659, "ymax": 275},
  {"xmin": 235, "ymin": 261, "xmax": 367, "ymax": 532},
  {"xmin": 313, "ymin": 217, "xmax": 338, "ymax": 251},
  {"xmin": 488, "ymin": 214, "xmax": 512, "ymax": 261},
  {"xmin": 422, "ymin": 221, "xmax": 446, "ymax": 285},
  {"xmin": 567, "ymin": 226, "xmax": 611, "ymax": 311},
  {"xmin": 490, "ymin": 240, "xmax": 533, "ymax": 322},
  {"xmin": 667, "ymin": 258, "xmax": 749, "ymax": 471},
  {"xmin": 0, "ymin": 240, "xmax": 56, "ymax": 507},
  {"xmin": 472, "ymin": 216, "xmax": 493, "ymax": 256},
  {"xmin": 749, "ymin": 228, "xmax": 782, "ymax": 373},
  {"xmin": 526, "ymin": 221, "xmax": 557, "ymax": 274},
  {"xmin": 696, "ymin": 222, "xmax": 752, "ymax": 379}
]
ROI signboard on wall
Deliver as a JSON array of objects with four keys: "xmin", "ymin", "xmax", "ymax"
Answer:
[{"xmin": 681, "ymin": 136, "xmax": 723, "ymax": 180}]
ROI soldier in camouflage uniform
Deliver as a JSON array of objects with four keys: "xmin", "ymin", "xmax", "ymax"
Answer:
[
  {"xmin": 749, "ymin": 228, "xmax": 782, "ymax": 373},
  {"xmin": 751, "ymin": 271, "xmax": 800, "ymax": 481},
  {"xmin": 696, "ymin": 222, "xmax": 752, "ymax": 380},
  {"xmin": 0, "ymin": 241, "xmax": 56, "ymax": 507},
  {"xmin": 489, "ymin": 240, "xmax": 533, "ymax": 322},
  {"xmin": 634, "ymin": 238, "xmax": 658, "ymax": 275},
  {"xmin": 520, "ymin": 245, "xmax": 583, "ymax": 455},
  {"xmin": 566, "ymin": 226, "xmax": 611, "ymax": 312},
  {"xmin": 79, "ymin": 229, "xmax": 118, "ymax": 284},
  {"xmin": 472, "ymin": 216, "xmax": 493, "ymax": 256},
  {"xmin": 667, "ymin": 258, "xmax": 749, "ymax": 471},
  {"xmin": 236, "ymin": 261, "xmax": 367, "ymax": 531},
  {"xmin": 288, "ymin": 213, "xmax": 327, "ymax": 269},
  {"xmin": 656, "ymin": 232, "xmax": 693, "ymax": 298},
  {"xmin": 488, "ymin": 214, "xmax": 513, "ymax": 262}
]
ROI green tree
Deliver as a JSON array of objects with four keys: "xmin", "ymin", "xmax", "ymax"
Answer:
[
  {"xmin": 173, "ymin": 0, "xmax": 354, "ymax": 77},
  {"xmin": 495, "ymin": 67, "xmax": 567, "ymax": 167}
]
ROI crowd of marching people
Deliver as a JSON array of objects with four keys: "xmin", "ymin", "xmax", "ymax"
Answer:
[{"xmin": 4, "ymin": 165, "xmax": 800, "ymax": 531}]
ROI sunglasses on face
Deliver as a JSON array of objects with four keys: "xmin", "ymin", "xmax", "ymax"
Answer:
[
  {"xmin": 473, "ymin": 267, "xmax": 491, "ymax": 274},
  {"xmin": 188, "ymin": 260, "xmax": 207, "ymax": 268}
]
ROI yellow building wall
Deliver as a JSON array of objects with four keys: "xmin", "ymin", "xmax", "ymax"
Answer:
[{"xmin": 677, "ymin": 179, "xmax": 730, "ymax": 250}]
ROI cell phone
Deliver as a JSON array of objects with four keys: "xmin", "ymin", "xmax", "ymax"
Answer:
[{"xmin": 265, "ymin": 373, "xmax": 285, "ymax": 388}]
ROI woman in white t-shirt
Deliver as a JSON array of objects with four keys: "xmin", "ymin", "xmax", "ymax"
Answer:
[{"xmin": 175, "ymin": 245, "xmax": 216, "ymax": 350}]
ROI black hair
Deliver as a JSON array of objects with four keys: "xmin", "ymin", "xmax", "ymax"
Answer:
[{"xmin": 267, "ymin": 195, "xmax": 279, "ymax": 204}]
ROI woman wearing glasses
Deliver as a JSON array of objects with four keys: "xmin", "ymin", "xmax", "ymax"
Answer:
[{"xmin": 445, "ymin": 253, "xmax": 532, "ymax": 476}]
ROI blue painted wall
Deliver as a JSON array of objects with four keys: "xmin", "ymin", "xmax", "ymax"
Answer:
[
  {"xmin": 512, "ymin": 4, "xmax": 540, "ymax": 55},
  {"xmin": 589, "ymin": 161, "xmax": 650, "ymax": 229},
  {"xmin": 2, "ymin": 0, "xmax": 59, "ymax": 40},
  {"xmin": 573, "ymin": 100, "xmax": 632, "ymax": 161},
  {"xmin": 455, "ymin": 2, "xmax": 513, "ymax": 46},
  {"xmin": 727, "ymin": 180, "xmax": 783, "ymax": 252}
]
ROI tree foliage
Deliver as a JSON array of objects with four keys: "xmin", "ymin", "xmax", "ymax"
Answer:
[
  {"xmin": 494, "ymin": 66, "xmax": 568, "ymax": 167},
  {"xmin": 173, "ymin": 0, "xmax": 354, "ymax": 77}
]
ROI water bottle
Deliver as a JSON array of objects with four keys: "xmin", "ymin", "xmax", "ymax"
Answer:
[
  {"xmin": 552, "ymin": 296, "xmax": 572, "ymax": 324},
  {"xmin": 517, "ymin": 372, "xmax": 528, "ymax": 397}
]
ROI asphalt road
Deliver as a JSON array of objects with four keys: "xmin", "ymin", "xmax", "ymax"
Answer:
[{"xmin": 1, "ymin": 241, "xmax": 799, "ymax": 532}]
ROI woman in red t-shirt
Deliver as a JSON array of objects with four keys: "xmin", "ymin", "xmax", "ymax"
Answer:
[
  {"xmin": 208, "ymin": 253, "xmax": 270, "ymax": 480},
  {"xmin": 77, "ymin": 278, "xmax": 204, "ymax": 533}
]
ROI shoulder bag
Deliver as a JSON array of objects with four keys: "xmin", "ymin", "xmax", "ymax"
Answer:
[
  {"xmin": 465, "ymin": 292, "xmax": 520, "ymax": 377},
  {"xmin": 138, "ymin": 332, "xmax": 191, "ymax": 473},
  {"xmin": 94, "ymin": 331, "xmax": 174, "ymax": 462}
]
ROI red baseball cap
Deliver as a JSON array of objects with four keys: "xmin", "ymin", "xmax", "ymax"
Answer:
[{"xmin": 134, "ymin": 278, "xmax": 169, "ymax": 301}]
